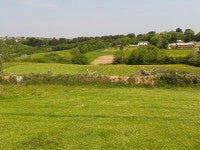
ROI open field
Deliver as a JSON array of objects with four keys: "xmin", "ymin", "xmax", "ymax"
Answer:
[
  {"xmin": 0, "ymin": 85, "xmax": 200, "ymax": 149},
  {"xmin": 15, "ymin": 48, "xmax": 193, "ymax": 64},
  {"xmin": 19, "ymin": 50, "xmax": 72, "ymax": 59},
  {"xmin": 164, "ymin": 49, "xmax": 193, "ymax": 57},
  {"xmin": 3, "ymin": 62, "xmax": 200, "ymax": 76}
]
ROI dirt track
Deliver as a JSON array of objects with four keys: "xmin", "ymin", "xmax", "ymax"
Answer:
[{"xmin": 91, "ymin": 55, "xmax": 114, "ymax": 65}]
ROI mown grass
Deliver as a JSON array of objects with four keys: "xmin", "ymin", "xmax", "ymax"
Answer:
[
  {"xmin": 0, "ymin": 85, "xmax": 200, "ymax": 149},
  {"xmin": 3, "ymin": 62, "xmax": 200, "ymax": 76}
]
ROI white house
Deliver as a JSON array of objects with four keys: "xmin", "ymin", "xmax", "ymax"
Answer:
[{"xmin": 138, "ymin": 41, "xmax": 149, "ymax": 46}]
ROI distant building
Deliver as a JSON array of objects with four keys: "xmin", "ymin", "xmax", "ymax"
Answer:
[
  {"xmin": 129, "ymin": 44, "xmax": 138, "ymax": 47},
  {"xmin": 138, "ymin": 41, "xmax": 149, "ymax": 46},
  {"xmin": 0, "ymin": 36, "xmax": 52, "ymax": 42},
  {"xmin": 0, "ymin": 36, "xmax": 24, "ymax": 42},
  {"xmin": 177, "ymin": 40, "xmax": 183, "ymax": 43},
  {"xmin": 168, "ymin": 41, "xmax": 200, "ymax": 49}
]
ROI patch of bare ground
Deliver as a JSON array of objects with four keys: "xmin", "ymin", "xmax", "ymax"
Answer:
[{"xmin": 91, "ymin": 55, "xmax": 114, "ymax": 65}]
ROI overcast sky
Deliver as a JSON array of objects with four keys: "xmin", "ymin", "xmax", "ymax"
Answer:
[{"xmin": 0, "ymin": 0, "xmax": 200, "ymax": 38}]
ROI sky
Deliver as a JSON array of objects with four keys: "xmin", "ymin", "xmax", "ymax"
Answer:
[{"xmin": 0, "ymin": 0, "xmax": 200, "ymax": 38}]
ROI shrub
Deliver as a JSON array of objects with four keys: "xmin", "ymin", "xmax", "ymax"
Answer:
[
  {"xmin": 127, "ymin": 45, "xmax": 165, "ymax": 65},
  {"xmin": 52, "ymin": 44, "xmax": 75, "ymax": 51},
  {"xmin": 156, "ymin": 70, "xmax": 200, "ymax": 87},
  {"xmin": 113, "ymin": 55, "xmax": 123, "ymax": 64},
  {"xmin": 71, "ymin": 53, "xmax": 89, "ymax": 65},
  {"xmin": 71, "ymin": 48, "xmax": 80, "ymax": 55},
  {"xmin": 58, "ymin": 56, "xmax": 71, "ymax": 64},
  {"xmin": 183, "ymin": 50, "xmax": 200, "ymax": 67}
]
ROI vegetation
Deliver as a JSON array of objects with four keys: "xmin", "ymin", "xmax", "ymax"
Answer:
[
  {"xmin": 15, "ymin": 47, "xmax": 193, "ymax": 64},
  {"xmin": 1, "ymin": 28, "xmax": 200, "ymax": 64},
  {"xmin": 112, "ymin": 46, "xmax": 198, "ymax": 67},
  {"xmin": 0, "ymin": 55, "xmax": 2, "ymax": 74},
  {"xmin": 126, "ymin": 46, "xmax": 164, "ymax": 65},
  {"xmin": 0, "ymin": 85, "xmax": 200, "ymax": 149},
  {"xmin": 164, "ymin": 49, "xmax": 193, "ymax": 57},
  {"xmin": 183, "ymin": 50, "xmax": 200, "ymax": 67},
  {"xmin": 4, "ymin": 62, "xmax": 200, "ymax": 76},
  {"xmin": 1, "ymin": 28, "xmax": 200, "ymax": 149}
]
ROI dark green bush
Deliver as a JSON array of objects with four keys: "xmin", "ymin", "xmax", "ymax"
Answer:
[
  {"xmin": 127, "ymin": 45, "xmax": 165, "ymax": 65},
  {"xmin": 113, "ymin": 55, "xmax": 123, "ymax": 64},
  {"xmin": 71, "ymin": 53, "xmax": 89, "ymax": 65},
  {"xmin": 157, "ymin": 70, "xmax": 200, "ymax": 87}
]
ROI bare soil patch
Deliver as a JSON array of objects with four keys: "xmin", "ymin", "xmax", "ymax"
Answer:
[{"xmin": 91, "ymin": 55, "xmax": 114, "ymax": 65}]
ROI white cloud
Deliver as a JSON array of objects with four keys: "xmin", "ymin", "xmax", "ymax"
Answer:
[{"xmin": 16, "ymin": 0, "xmax": 59, "ymax": 9}]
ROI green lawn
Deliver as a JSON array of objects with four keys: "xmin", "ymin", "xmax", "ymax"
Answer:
[
  {"xmin": 0, "ymin": 85, "xmax": 200, "ymax": 149},
  {"xmin": 3, "ymin": 62, "xmax": 200, "ymax": 76}
]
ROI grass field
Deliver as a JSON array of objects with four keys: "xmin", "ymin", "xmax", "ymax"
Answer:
[
  {"xmin": 0, "ymin": 85, "xmax": 200, "ymax": 149},
  {"xmin": 16, "ymin": 48, "xmax": 193, "ymax": 64},
  {"xmin": 164, "ymin": 49, "xmax": 193, "ymax": 57},
  {"xmin": 4, "ymin": 62, "xmax": 200, "ymax": 76}
]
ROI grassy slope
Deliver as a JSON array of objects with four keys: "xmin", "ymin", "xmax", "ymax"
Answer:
[
  {"xmin": 16, "ymin": 48, "xmax": 193, "ymax": 63},
  {"xmin": 3, "ymin": 62, "xmax": 200, "ymax": 76},
  {"xmin": 86, "ymin": 48, "xmax": 119, "ymax": 63},
  {"xmin": 0, "ymin": 85, "xmax": 199, "ymax": 149}
]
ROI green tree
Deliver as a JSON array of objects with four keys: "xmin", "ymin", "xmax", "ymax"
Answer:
[
  {"xmin": 150, "ymin": 34, "xmax": 163, "ymax": 48},
  {"xmin": 25, "ymin": 38, "xmax": 43, "ymax": 47},
  {"xmin": 127, "ymin": 33, "xmax": 136, "ymax": 39},
  {"xmin": 176, "ymin": 28, "xmax": 183, "ymax": 33},
  {"xmin": 128, "ymin": 46, "xmax": 164, "ymax": 65},
  {"xmin": 78, "ymin": 44, "xmax": 89, "ymax": 53},
  {"xmin": 71, "ymin": 48, "xmax": 80, "ymax": 55},
  {"xmin": 184, "ymin": 29, "xmax": 195, "ymax": 42},
  {"xmin": 194, "ymin": 32, "xmax": 200, "ymax": 41},
  {"xmin": 169, "ymin": 31, "xmax": 183, "ymax": 43},
  {"xmin": 71, "ymin": 53, "xmax": 89, "ymax": 65},
  {"xmin": 5, "ymin": 39, "xmax": 16, "ymax": 45},
  {"xmin": 115, "ymin": 37, "xmax": 132, "ymax": 46}
]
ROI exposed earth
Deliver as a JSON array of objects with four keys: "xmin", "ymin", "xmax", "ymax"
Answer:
[{"xmin": 91, "ymin": 55, "xmax": 114, "ymax": 65}]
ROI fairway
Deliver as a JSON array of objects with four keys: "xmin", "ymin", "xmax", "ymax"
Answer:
[
  {"xmin": 4, "ymin": 62, "xmax": 200, "ymax": 76},
  {"xmin": 0, "ymin": 85, "xmax": 200, "ymax": 149}
]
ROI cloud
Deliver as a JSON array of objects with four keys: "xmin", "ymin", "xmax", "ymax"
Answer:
[{"xmin": 16, "ymin": 0, "xmax": 59, "ymax": 9}]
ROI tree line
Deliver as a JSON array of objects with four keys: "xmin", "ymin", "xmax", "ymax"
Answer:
[
  {"xmin": 1, "ymin": 28, "xmax": 200, "ymax": 54},
  {"xmin": 0, "ymin": 28, "xmax": 200, "ymax": 64}
]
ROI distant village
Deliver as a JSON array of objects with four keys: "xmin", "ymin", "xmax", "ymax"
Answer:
[{"xmin": 0, "ymin": 36, "xmax": 52, "ymax": 42}]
